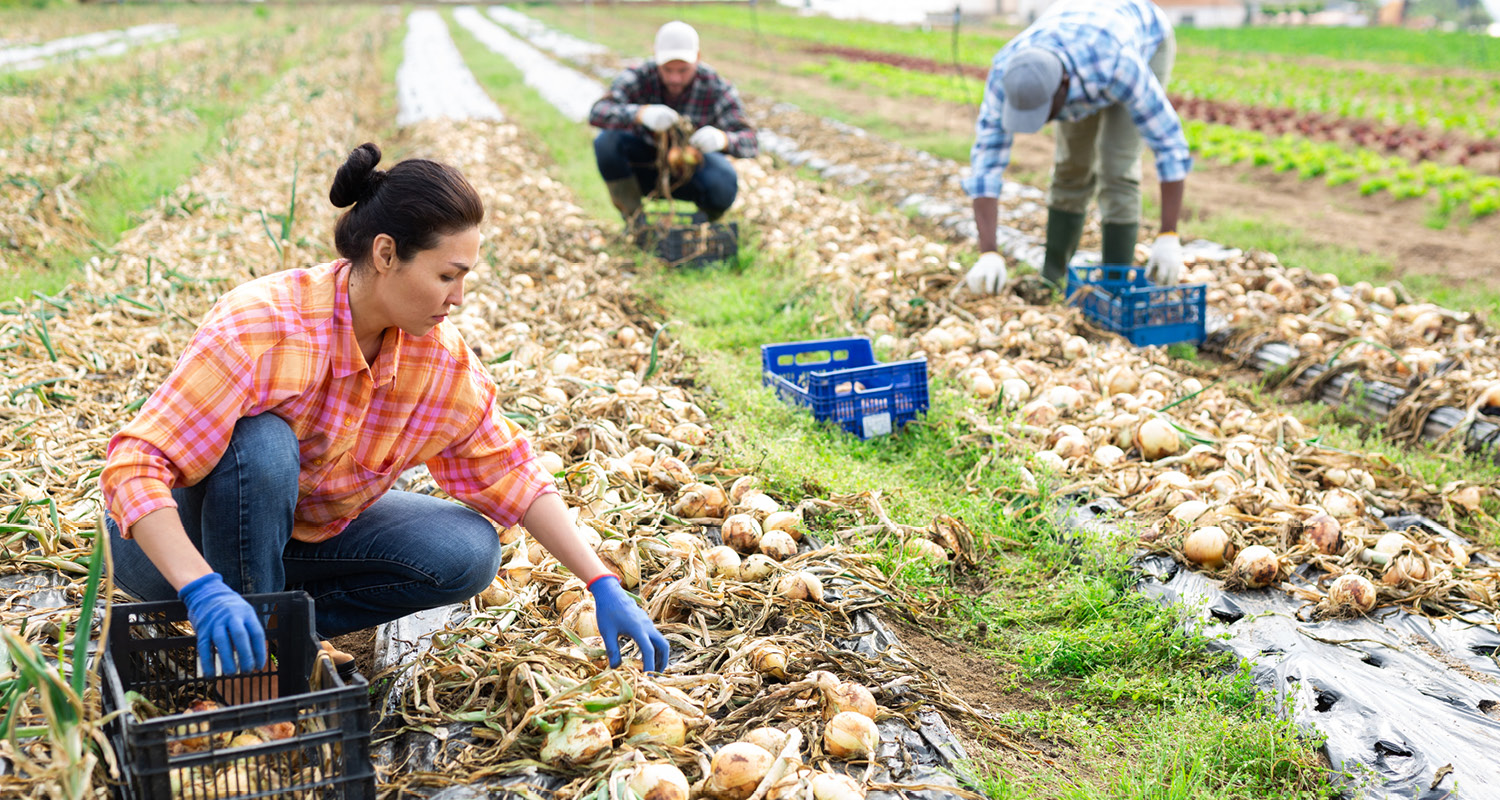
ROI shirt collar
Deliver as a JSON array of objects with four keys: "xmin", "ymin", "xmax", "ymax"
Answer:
[{"xmin": 331, "ymin": 260, "xmax": 403, "ymax": 386}]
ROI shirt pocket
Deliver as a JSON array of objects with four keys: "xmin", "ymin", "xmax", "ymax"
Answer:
[{"xmin": 310, "ymin": 452, "xmax": 400, "ymax": 520}]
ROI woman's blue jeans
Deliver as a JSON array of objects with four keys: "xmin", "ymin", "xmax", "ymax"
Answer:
[
  {"xmin": 106, "ymin": 414, "xmax": 502, "ymax": 637},
  {"xmin": 594, "ymin": 129, "xmax": 738, "ymax": 217}
]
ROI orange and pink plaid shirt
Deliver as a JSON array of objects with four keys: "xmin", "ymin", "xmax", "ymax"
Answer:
[{"xmin": 101, "ymin": 260, "xmax": 554, "ymax": 543}]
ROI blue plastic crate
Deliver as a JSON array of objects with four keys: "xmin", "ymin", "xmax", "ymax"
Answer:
[
  {"xmin": 1065, "ymin": 265, "xmax": 1206, "ymax": 347},
  {"xmin": 761, "ymin": 337, "xmax": 928, "ymax": 439}
]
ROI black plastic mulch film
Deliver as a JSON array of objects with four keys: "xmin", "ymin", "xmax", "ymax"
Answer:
[
  {"xmin": 1062, "ymin": 498, "xmax": 1500, "ymax": 800},
  {"xmin": 371, "ymin": 528, "xmax": 972, "ymax": 800}
]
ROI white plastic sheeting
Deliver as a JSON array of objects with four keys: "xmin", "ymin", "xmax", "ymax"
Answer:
[
  {"xmin": 395, "ymin": 10, "xmax": 505, "ymax": 127},
  {"xmin": 451, "ymin": 6, "xmax": 605, "ymax": 124},
  {"xmin": 0, "ymin": 23, "xmax": 178, "ymax": 73},
  {"xmin": 483, "ymin": 6, "xmax": 610, "ymax": 63}
]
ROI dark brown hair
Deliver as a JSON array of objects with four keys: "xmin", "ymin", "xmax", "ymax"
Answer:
[{"xmin": 329, "ymin": 143, "xmax": 484, "ymax": 267}]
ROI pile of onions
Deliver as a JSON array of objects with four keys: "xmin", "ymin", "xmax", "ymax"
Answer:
[
  {"xmin": 708, "ymin": 742, "xmax": 775, "ymax": 800},
  {"xmin": 823, "ymin": 711, "xmax": 879, "ymax": 759},
  {"xmin": 1225, "ymin": 544, "xmax": 1279, "ymax": 590},
  {"xmin": 628, "ymin": 763, "xmax": 690, "ymax": 800}
]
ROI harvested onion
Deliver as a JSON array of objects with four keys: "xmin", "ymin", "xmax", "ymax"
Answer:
[
  {"xmin": 763, "ymin": 510, "xmax": 803, "ymax": 540},
  {"xmin": 759, "ymin": 529, "xmax": 798, "ymax": 561},
  {"xmin": 705, "ymin": 546, "xmax": 742, "ymax": 580},
  {"xmin": 1325, "ymin": 574, "xmax": 1377, "ymax": 616},
  {"xmin": 1182, "ymin": 526, "xmax": 1230, "ymax": 568},
  {"xmin": 1225, "ymin": 544, "xmax": 1279, "ymax": 589},
  {"xmin": 628, "ymin": 763, "xmax": 690, "ymax": 800},
  {"xmin": 810, "ymin": 772, "xmax": 865, "ymax": 800},
  {"xmin": 777, "ymin": 571, "xmax": 825, "ymax": 603},
  {"xmin": 743, "ymin": 727, "xmax": 789, "ymax": 756},
  {"xmin": 1300, "ymin": 513, "xmax": 1342, "ymax": 555},
  {"xmin": 540, "ymin": 715, "xmax": 612, "ymax": 766},
  {"xmin": 1134, "ymin": 417, "xmax": 1181, "ymax": 461},
  {"xmin": 740, "ymin": 553, "xmax": 777, "ymax": 582},
  {"xmin": 708, "ymin": 742, "xmax": 775, "ymax": 800},
  {"xmin": 823, "ymin": 711, "xmax": 879, "ymax": 760},
  {"xmin": 723, "ymin": 514, "xmax": 764, "ymax": 553},
  {"xmin": 627, "ymin": 702, "xmax": 687, "ymax": 747}
]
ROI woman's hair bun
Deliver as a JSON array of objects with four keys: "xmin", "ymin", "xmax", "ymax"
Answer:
[{"xmin": 329, "ymin": 142, "xmax": 386, "ymax": 208}]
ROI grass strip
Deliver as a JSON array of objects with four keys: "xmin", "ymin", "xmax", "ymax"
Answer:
[{"xmin": 453, "ymin": 15, "xmax": 1336, "ymax": 795}]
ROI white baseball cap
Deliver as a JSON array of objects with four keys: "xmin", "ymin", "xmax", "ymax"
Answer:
[{"xmin": 654, "ymin": 21, "xmax": 699, "ymax": 65}]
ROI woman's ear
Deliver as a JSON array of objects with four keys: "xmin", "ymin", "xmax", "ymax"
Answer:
[{"xmin": 371, "ymin": 233, "xmax": 397, "ymax": 274}]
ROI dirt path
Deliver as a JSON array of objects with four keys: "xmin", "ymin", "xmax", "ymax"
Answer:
[{"xmin": 565, "ymin": 12, "xmax": 1500, "ymax": 292}]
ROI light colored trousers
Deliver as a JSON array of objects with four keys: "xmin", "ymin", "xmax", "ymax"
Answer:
[{"xmin": 1047, "ymin": 27, "xmax": 1177, "ymax": 224}]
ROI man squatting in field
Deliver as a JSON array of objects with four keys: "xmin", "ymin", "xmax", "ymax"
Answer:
[
  {"xmin": 589, "ymin": 21, "xmax": 759, "ymax": 228},
  {"xmin": 100, "ymin": 144, "xmax": 669, "ymax": 679},
  {"xmin": 964, "ymin": 0, "xmax": 1192, "ymax": 296}
]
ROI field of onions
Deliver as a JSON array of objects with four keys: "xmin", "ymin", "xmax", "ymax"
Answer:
[{"xmin": 4, "ymin": 6, "xmax": 1500, "ymax": 800}]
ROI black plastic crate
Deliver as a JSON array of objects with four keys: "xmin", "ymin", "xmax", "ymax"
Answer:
[
  {"xmin": 101, "ymin": 591, "xmax": 375, "ymax": 799},
  {"xmin": 641, "ymin": 211, "xmax": 738, "ymax": 268}
]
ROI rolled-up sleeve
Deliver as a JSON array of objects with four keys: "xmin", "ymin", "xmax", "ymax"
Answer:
[
  {"xmin": 1106, "ymin": 52, "xmax": 1192, "ymax": 183},
  {"xmin": 427, "ymin": 370, "xmax": 555, "ymax": 528},
  {"xmin": 963, "ymin": 62, "xmax": 1013, "ymax": 198},
  {"xmin": 102, "ymin": 329, "xmax": 256, "ymax": 535}
]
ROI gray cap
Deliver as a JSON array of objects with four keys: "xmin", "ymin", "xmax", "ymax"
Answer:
[{"xmin": 1001, "ymin": 48, "xmax": 1064, "ymax": 134}]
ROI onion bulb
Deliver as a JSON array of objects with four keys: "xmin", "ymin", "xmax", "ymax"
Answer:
[
  {"xmin": 1321, "ymin": 488, "xmax": 1365, "ymax": 520},
  {"xmin": 667, "ymin": 144, "xmax": 704, "ymax": 176},
  {"xmin": 742, "ymin": 727, "xmax": 789, "ymax": 756},
  {"xmin": 904, "ymin": 538, "xmax": 948, "ymax": 565},
  {"xmin": 706, "ymin": 546, "xmax": 742, "ymax": 580},
  {"xmin": 627, "ymin": 702, "xmax": 687, "ymax": 747},
  {"xmin": 723, "ymin": 514, "xmax": 764, "ymax": 553},
  {"xmin": 1103, "ymin": 365, "xmax": 1139, "ymax": 396},
  {"xmin": 1225, "ymin": 544, "xmax": 1280, "ymax": 589},
  {"xmin": 1000, "ymin": 378, "xmax": 1031, "ymax": 408},
  {"xmin": 1168, "ymin": 499, "xmax": 1212, "ymax": 525},
  {"xmin": 1093, "ymin": 444, "xmax": 1125, "ymax": 468},
  {"xmin": 1301, "ymin": 513, "xmax": 1342, "ymax": 555},
  {"xmin": 709, "ymin": 742, "xmax": 776, "ymax": 800},
  {"xmin": 749, "ymin": 642, "xmax": 789, "ymax": 679},
  {"xmin": 823, "ymin": 711, "xmax": 879, "ymax": 760},
  {"xmin": 1182, "ymin": 526, "xmax": 1230, "ymax": 568},
  {"xmin": 563, "ymin": 598, "xmax": 601, "ymax": 639},
  {"xmin": 729, "ymin": 476, "xmax": 759, "ymax": 505},
  {"xmin": 665, "ymin": 532, "xmax": 704, "ymax": 559},
  {"xmin": 1373, "ymin": 532, "xmax": 1409, "ymax": 557},
  {"xmin": 763, "ymin": 511, "xmax": 804, "ymax": 540},
  {"xmin": 820, "ymin": 679, "xmax": 877, "ymax": 721},
  {"xmin": 649, "ymin": 457, "xmax": 694, "ymax": 492},
  {"xmin": 540, "ymin": 715, "xmax": 612, "ymax": 766},
  {"xmin": 759, "ymin": 529, "xmax": 799, "ymax": 561},
  {"xmin": 776, "ymin": 571, "xmax": 825, "ymax": 603},
  {"xmin": 740, "ymin": 491, "xmax": 782, "ymax": 516},
  {"xmin": 1134, "ymin": 417, "xmax": 1181, "ymax": 461},
  {"xmin": 810, "ymin": 772, "xmax": 865, "ymax": 800},
  {"xmin": 555, "ymin": 578, "xmax": 587, "ymax": 615},
  {"xmin": 740, "ymin": 553, "xmax": 777, "ymax": 582},
  {"xmin": 1325, "ymin": 574, "xmax": 1377, "ymax": 616},
  {"xmin": 1381, "ymin": 553, "xmax": 1431, "ymax": 587},
  {"xmin": 597, "ymin": 539, "xmax": 640, "ymax": 589},
  {"xmin": 478, "ymin": 577, "xmax": 513, "ymax": 609},
  {"xmin": 627, "ymin": 763, "xmax": 690, "ymax": 800}
]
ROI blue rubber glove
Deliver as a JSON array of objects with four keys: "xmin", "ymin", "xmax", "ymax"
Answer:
[
  {"xmin": 588, "ymin": 575, "xmax": 670, "ymax": 673},
  {"xmin": 178, "ymin": 573, "xmax": 267, "ymax": 677}
]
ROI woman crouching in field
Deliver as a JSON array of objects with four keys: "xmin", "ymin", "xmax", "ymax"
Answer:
[{"xmin": 100, "ymin": 143, "xmax": 668, "ymax": 678}]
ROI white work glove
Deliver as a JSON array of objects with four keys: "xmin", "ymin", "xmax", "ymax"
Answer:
[
  {"xmin": 688, "ymin": 126, "xmax": 729, "ymax": 153},
  {"xmin": 637, "ymin": 104, "xmax": 679, "ymax": 132},
  {"xmin": 964, "ymin": 251, "xmax": 1008, "ymax": 295},
  {"xmin": 1146, "ymin": 233, "xmax": 1184, "ymax": 285}
]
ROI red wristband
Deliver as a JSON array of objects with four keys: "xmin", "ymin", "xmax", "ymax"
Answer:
[{"xmin": 587, "ymin": 573, "xmax": 619, "ymax": 590}]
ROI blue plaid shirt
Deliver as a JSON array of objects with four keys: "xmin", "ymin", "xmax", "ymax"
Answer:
[{"xmin": 963, "ymin": 0, "xmax": 1192, "ymax": 198}]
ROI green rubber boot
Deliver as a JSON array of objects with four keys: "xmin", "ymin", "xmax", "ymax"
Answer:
[
  {"xmin": 1042, "ymin": 207, "xmax": 1087, "ymax": 290},
  {"xmin": 1101, "ymin": 221, "xmax": 1140, "ymax": 268},
  {"xmin": 605, "ymin": 177, "xmax": 645, "ymax": 229}
]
